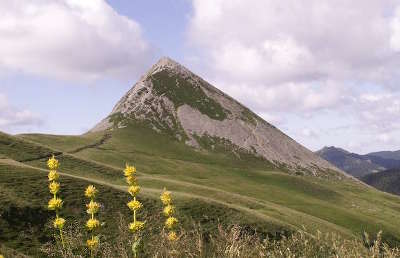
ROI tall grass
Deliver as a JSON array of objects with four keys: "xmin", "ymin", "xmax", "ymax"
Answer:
[{"xmin": 41, "ymin": 216, "xmax": 400, "ymax": 257}]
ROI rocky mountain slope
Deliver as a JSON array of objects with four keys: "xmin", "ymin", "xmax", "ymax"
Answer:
[
  {"xmin": 317, "ymin": 146, "xmax": 400, "ymax": 178},
  {"xmin": 91, "ymin": 57, "xmax": 339, "ymax": 175}
]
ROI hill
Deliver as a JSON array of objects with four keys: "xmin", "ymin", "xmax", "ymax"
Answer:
[
  {"xmin": 2, "ymin": 58, "xmax": 400, "ymax": 255},
  {"xmin": 8, "ymin": 128, "xmax": 400, "ymax": 254},
  {"xmin": 316, "ymin": 146, "xmax": 400, "ymax": 178}
]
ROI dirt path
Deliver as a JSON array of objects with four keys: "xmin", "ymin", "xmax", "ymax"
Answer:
[{"xmin": 69, "ymin": 133, "xmax": 112, "ymax": 154}]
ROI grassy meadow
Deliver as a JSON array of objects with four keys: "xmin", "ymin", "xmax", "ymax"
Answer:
[{"xmin": 1, "ymin": 123, "xmax": 400, "ymax": 256}]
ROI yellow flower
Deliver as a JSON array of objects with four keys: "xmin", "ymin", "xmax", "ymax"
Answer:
[
  {"xmin": 48, "ymin": 198, "xmax": 63, "ymax": 210},
  {"xmin": 86, "ymin": 218, "xmax": 100, "ymax": 231},
  {"xmin": 129, "ymin": 221, "xmax": 145, "ymax": 232},
  {"xmin": 127, "ymin": 200, "xmax": 143, "ymax": 211},
  {"xmin": 86, "ymin": 200, "xmax": 100, "ymax": 214},
  {"xmin": 128, "ymin": 185, "xmax": 140, "ymax": 196},
  {"xmin": 53, "ymin": 217, "xmax": 66, "ymax": 229},
  {"xmin": 125, "ymin": 175, "xmax": 137, "ymax": 185},
  {"xmin": 87, "ymin": 236, "xmax": 99, "ymax": 250},
  {"xmin": 48, "ymin": 170, "xmax": 59, "ymax": 181},
  {"xmin": 47, "ymin": 155, "xmax": 59, "ymax": 170},
  {"xmin": 163, "ymin": 205, "xmax": 175, "ymax": 217},
  {"xmin": 0, "ymin": 254, "xmax": 4, "ymax": 258},
  {"xmin": 49, "ymin": 181, "xmax": 60, "ymax": 194},
  {"xmin": 165, "ymin": 217, "xmax": 178, "ymax": 229},
  {"xmin": 167, "ymin": 231, "xmax": 178, "ymax": 241},
  {"xmin": 124, "ymin": 164, "xmax": 136, "ymax": 177},
  {"xmin": 85, "ymin": 185, "xmax": 97, "ymax": 199},
  {"xmin": 160, "ymin": 190, "xmax": 172, "ymax": 205}
]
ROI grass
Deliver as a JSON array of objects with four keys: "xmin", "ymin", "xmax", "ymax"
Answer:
[
  {"xmin": 1, "ymin": 123, "xmax": 400, "ymax": 255},
  {"xmin": 151, "ymin": 70, "xmax": 228, "ymax": 121},
  {"xmin": 0, "ymin": 161, "xmax": 285, "ymax": 256},
  {"xmin": 19, "ymin": 132, "xmax": 105, "ymax": 153},
  {"xmin": 0, "ymin": 132, "xmax": 56, "ymax": 162}
]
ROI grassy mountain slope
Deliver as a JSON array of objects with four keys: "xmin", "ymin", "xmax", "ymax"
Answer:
[
  {"xmin": 0, "ymin": 158, "xmax": 283, "ymax": 256},
  {"xmin": 0, "ymin": 126, "xmax": 397, "ymax": 255}
]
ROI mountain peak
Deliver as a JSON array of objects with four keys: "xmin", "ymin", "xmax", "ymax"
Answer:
[
  {"xmin": 317, "ymin": 146, "xmax": 350, "ymax": 155},
  {"xmin": 148, "ymin": 56, "xmax": 187, "ymax": 75},
  {"xmin": 154, "ymin": 56, "xmax": 180, "ymax": 68},
  {"xmin": 90, "ymin": 57, "xmax": 342, "ymax": 176}
]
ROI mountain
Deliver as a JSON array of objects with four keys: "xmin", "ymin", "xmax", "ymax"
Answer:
[
  {"xmin": 316, "ymin": 146, "xmax": 400, "ymax": 178},
  {"xmin": 368, "ymin": 150, "xmax": 400, "ymax": 161},
  {"xmin": 4, "ymin": 57, "xmax": 400, "ymax": 254},
  {"xmin": 91, "ymin": 57, "xmax": 338, "ymax": 176},
  {"xmin": 362, "ymin": 168, "xmax": 400, "ymax": 195},
  {"xmin": 316, "ymin": 146, "xmax": 385, "ymax": 177}
]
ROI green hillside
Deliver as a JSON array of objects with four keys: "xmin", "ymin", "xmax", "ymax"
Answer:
[
  {"xmin": 0, "ymin": 159, "xmax": 281, "ymax": 256},
  {"xmin": 0, "ymin": 123, "xmax": 398, "ymax": 255}
]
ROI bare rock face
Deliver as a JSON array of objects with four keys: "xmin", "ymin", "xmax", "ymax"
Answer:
[{"xmin": 90, "ymin": 57, "xmax": 341, "ymax": 174}]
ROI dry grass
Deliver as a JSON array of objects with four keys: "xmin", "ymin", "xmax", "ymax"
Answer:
[{"xmin": 40, "ymin": 215, "xmax": 400, "ymax": 258}]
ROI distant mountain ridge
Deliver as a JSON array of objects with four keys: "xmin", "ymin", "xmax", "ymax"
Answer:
[
  {"xmin": 368, "ymin": 150, "xmax": 400, "ymax": 161},
  {"xmin": 362, "ymin": 168, "xmax": 400, "ymax": 195},
  {"xmin": 316, "ymin": 146, "xmax": 400, "ymax": 178},
  {"xmin": 91, "ymin": 57, "xmax": 340, "ymax": 175}
]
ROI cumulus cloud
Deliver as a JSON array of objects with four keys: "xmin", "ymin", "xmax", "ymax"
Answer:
[
  {"xmin": 189, "ymin": 0, "xmax": 400, "ymax": 88},
  {"xmin": 0, "ymin": 93, "xmax": 43, "ymax": 130},
  {"xmin": 191, "ymin": 1, "xmax": 396, "ymax": 80},
  {"xmin": 390, "ymin": 6, "xmax": 400, "ymax": 51},
  {"xmin": 214, "ymin": 80, "xmax": 348, "ymax": 115},
  {"xmin": 301, "ymin": 128, "xmax": 319, "ymax": 138},
  {"xmin": 0, "ymin": 0, "xmax": 154, "ymax": 81},
  {"xmin": 187, "ymin": 0, "xmax": 400, "ymax": 152},
  {"xmin": 355, "ymin": 93, "xmax": 400, "ymax": 132}
]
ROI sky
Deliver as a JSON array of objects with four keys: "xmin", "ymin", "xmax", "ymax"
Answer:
[{"xmin": 0, "ymin": 0, "xmax": 400, "ymax": 154}]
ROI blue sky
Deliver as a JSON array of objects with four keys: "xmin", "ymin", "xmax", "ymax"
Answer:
[{"xmin": 1, "ymin": 0, "xmax": 400, "ymax": 154}]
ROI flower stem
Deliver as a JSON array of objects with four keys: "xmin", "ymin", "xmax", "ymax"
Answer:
[
  {"xmin": 133, "ymin": 197, "xmax": 137, "ymax": 258},
  {"xmin": 134, "ymin": 235, "xmax": 138, "ymax": 258},
  {"xmin": 90, "ymin": 235, "xmax": 94, "ymax": 258},
  {"xmin": 60, "ymin": 228, "xmax": 65, "ymax": 248},
  {"xmin": 55, "ymin": 210, "xmax": 65, "ymax": 248}
]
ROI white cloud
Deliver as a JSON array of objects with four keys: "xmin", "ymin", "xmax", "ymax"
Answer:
[
  {"xmin": 0, "ymin": 93, "xmax": 43, "ymax": 129},
  {"xmin": 390, "ymin": 6, "xmax": 400, "ymax": 51},
  {"xmin": 355, "ymin": 92, "xmax": 400, "ymax": 132},
  {"xmin": 211, "ymin": 37, "xmax": 314, "ymax": 84},
  {"xmin": 377, "ymin": 133, "xmax": 391, "ymax": 143},
  {"xmin": 189, "ymin": 0, "xmax": 399, "ymax": 86},
  {"xmin": 0, "ymin": 0, "xmax": 154, "ymax": 81},
  {"xmin": 301, "ymin": 128, "xmax": 319, "ymax": 138},
  {"xmin": 187, "ymin": 0, "xmax": 400, "ymax": 152},
  {"xmin": 213, "ymin": 80, "xmax": 347, "ymax": 115},
  {"xmin": 188, "ymin": 0, "xmax": 400, "ymax": 95}
]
